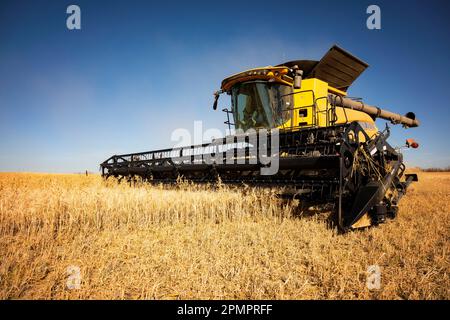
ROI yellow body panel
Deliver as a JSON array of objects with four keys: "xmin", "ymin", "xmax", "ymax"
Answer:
[
  {"xmin": 334, "ymin": 107, "xmax": 378, "ymax": 139},
  {"xmin": 277, "ymin": 78, "xmax": 379, "ymax": 137},
  {"xmin": 292, "ymin": 78, "xmax": 329, "ymax": 128}
]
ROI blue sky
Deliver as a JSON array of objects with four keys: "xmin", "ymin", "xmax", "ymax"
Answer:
[{"xmin": 0, "ymin": 0, "xmax": 449, "ymax": 172}]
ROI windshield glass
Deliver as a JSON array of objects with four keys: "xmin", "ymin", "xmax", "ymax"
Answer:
[{"xmin": 231, "ymin": 81, "xmax": 293, "ymax": 131}]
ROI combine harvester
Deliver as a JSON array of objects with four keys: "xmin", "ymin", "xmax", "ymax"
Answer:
[{"xmin": 101, "ymin": 45, "xmax": 420, "ymax": 231}]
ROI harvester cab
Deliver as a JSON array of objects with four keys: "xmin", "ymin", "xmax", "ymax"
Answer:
[{"xmin": 101, "ymin": 45, "xmax": 420, "ymax": 232}]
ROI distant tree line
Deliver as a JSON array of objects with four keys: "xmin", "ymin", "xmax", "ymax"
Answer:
[{"xmin": 421, "ymin": 166, "xmax": 450, "ymax": 172}]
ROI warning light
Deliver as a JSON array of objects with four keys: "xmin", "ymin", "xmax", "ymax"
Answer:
[{"xmin": 406, "ymin": 138, "xmax": 419, "ymax": 149}]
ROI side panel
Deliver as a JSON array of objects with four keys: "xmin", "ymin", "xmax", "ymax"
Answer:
[
  {"xmin": 290, "ymin": 78, "xmax": 329, "ymax": 128},
  {"xmin": 335, "ymin": 107, "xmax": 378, "ymax": 138},
  {"xmin": 278, "ymin": 78, "xmax": 378, "ymax": 138}
]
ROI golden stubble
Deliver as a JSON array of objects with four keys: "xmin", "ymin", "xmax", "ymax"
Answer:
[{"xmin": 0, "ymin": 172, "xmax": 448, "ymax": 299}]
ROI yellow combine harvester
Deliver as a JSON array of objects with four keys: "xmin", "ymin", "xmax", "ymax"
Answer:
[{"xmin": 101, "ymin": 45, "xmax": 420, "ymax": 231}]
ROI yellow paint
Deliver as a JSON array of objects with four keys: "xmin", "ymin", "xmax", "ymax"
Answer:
[
  {"xmin": 291, "ymin": 78, "xmax": 329, "ymax": 128},
  {"xmin": 350, "ymin": 212, "xmax": 373, "ymax": 229},
  {"xmin": 328, "ymin": 86, "xmax": 347, "ymax": 96}
]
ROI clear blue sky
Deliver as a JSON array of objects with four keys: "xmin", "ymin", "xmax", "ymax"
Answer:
[{"xmin": 0, "ymin": 0, "xmax": 449, "ymax": 172}]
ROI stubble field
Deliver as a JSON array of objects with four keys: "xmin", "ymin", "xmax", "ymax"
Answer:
[{"xmin": 0, "ymin": 171, "xmax": 448, "ymax": 299}]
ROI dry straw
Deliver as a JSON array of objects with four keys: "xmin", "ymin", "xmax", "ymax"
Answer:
[{"xmin": 0, "ymin": 172, "xmax": 448, "ymax": 299}]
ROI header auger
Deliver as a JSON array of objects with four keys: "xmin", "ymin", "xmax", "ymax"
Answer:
[{"xmin": 100, "ymin": 45, "xmax": 420, "ymax": 232}]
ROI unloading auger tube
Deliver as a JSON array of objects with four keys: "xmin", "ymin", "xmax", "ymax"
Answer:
[
  {"xmin": 328, "ymin": 93, "xmax": 420, "ymax": 128},
  {"xmin": 100, "ymin": 45, "xmax": 420, "ymax": 232}
]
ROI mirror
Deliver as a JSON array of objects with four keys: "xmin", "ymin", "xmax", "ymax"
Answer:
[{"xmin": 212, "ymin": 91, "xmax": 221, "ymax": 110}]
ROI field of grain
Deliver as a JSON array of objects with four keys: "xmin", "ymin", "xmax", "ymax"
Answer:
[{"xmin": 0, "ymin": 172, "xmax": 448, "ymax": 299}]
